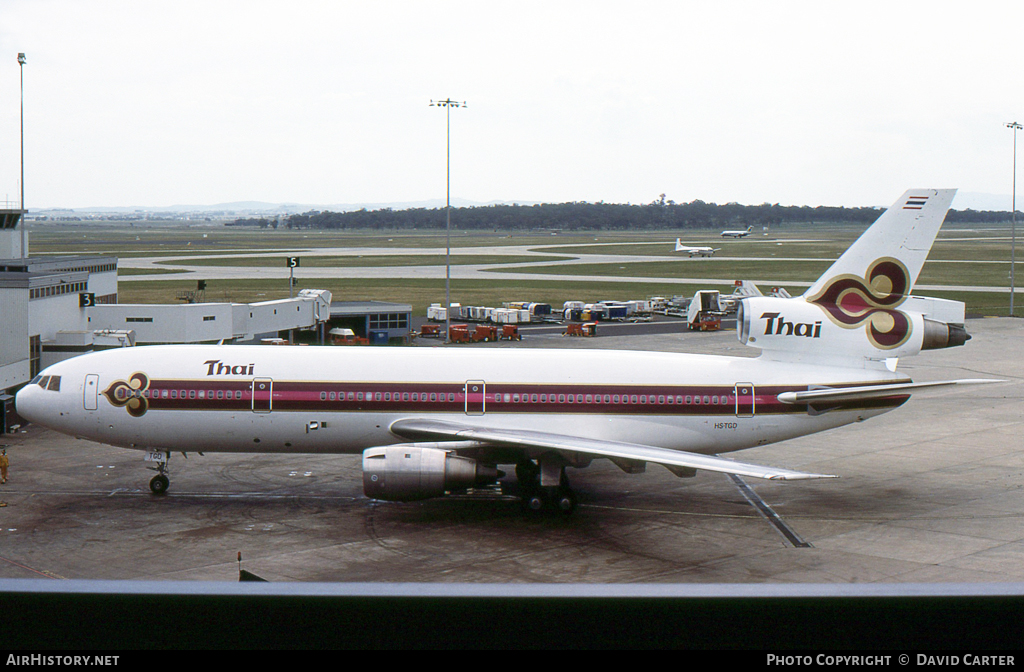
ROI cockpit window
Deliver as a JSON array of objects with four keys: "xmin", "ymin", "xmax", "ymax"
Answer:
[
  {"xmin": 37, "ymin": 376, "xmax": 50, "ymax": 389},
  {"xmin": 30, "ymin": 375, "xmax": 42, "ymax": 385},
  {"xmin": 47, "ymin": 376, "xmax": 61, "ymax": 392}
]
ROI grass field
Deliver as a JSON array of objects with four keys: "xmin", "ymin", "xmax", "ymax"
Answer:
[{"xmin": 25, "ymin": 219, "xmax": 1023, "ymax": 316}]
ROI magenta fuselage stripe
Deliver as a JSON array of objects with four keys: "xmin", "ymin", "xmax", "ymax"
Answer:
[{"xmin": 124, "ymin": 379, "xmax": 910, "ymax": 416}]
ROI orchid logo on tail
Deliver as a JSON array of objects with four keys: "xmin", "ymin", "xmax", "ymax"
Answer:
[
  {"xmin": 103, "ymin": 372, "xmax": 150, "ymax": 417},
  {"xmin": 807, "ymin": 258, "xmax": 912, "ymax": 349}
]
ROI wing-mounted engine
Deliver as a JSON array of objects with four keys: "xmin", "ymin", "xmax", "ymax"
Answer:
[
  {"xmin": 738, "ymin": 295, "xmax": 969, "ymax": 365},
  {"xmin": 362, "ymin": 444, "xmax": 502, "ymax": 502}
]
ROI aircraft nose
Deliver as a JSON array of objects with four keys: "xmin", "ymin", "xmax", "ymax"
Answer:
[{"xmin": 14, "ymin": 380, "xmax": 44, "ymax": 425}]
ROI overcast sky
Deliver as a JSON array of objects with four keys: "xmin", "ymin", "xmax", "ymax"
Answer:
[{"xmin": 1, "ymin": 1, "xmax": 1022, "ymax": 211}]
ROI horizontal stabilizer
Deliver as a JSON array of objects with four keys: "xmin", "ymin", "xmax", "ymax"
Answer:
[
  {"xmin": 390, "ymin": 418, "xmax": 836, "ymax": 481},
  {"xmin": 776, "ymin": 379, "xmax": 1003, "ymax": 405}
]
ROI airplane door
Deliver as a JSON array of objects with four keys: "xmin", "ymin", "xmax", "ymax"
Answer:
[
  {"xmin": 84, "ymin": 374, "xmax": 99, "ymax": 411},
  {"xmin": 734, "ymin": 382, "xmax": 755, "ymax": 418},
  {"xmin": 252, "ymin": 378, "xmax": 273, "ymax": 413},
  {"xmin": 465, "ymin": 380, "xmax": 485, "ymax": 415}
]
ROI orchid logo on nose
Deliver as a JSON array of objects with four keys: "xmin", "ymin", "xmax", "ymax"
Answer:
[
  {"xmin": 103, "ymin": 372, "xmax": 150, "ymax": 417},
  {"xmin": 807, "ymin": 258, "xmax": 913, "ymax": 349}
]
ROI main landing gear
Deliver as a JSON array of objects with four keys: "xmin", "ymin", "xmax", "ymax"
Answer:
[{"xmin": 516, "ymin": 459, "xmax": 578, "ymax": 515}]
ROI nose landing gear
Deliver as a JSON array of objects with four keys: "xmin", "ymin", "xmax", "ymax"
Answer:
[{"xmin": 146, "ymin": 451, "xmax": 171, "ymax": 495}]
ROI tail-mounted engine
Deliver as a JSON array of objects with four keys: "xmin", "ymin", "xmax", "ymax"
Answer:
[{"xmin": 362, "ymin": 445, "xmax": 502, "ymax": 501}]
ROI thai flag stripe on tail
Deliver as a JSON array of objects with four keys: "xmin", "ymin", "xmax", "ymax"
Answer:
[{"xmin": 904, "ymin": 195, "xmax": 929, "ymax": 210}]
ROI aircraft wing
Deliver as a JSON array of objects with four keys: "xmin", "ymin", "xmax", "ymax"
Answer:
[
  {"xmin": 776, "ymin": 378, "xmax": 1002, "ymax": 405},
  {"xmin": 389, "ymin": 418, "xmax": 836, "ymax": 481}
]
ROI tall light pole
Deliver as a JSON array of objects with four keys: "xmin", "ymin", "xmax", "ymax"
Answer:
[
  {"xmin": 18, "ymin": 52, "xmax": 26, "ymax": 258},
  {"xmin": 430, "ymin": 98, "xmax": 466, "ymax": 342},
  {"xmin": 1008, "ymin": 121, "xmax": 1021, "ymax": 316}
]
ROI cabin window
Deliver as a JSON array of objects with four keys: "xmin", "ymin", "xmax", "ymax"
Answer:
[
  {"xmin": 384, "ymin": 392, "xmax": 390, "ymax": 401},
  {"xmin": 170, "ymin": 390, "xmax": 177, "ymax": 399},
  {"xmin": 531, "ymin": 394, "xmax": 538, "ymax": 403},
  {"xmin": 686, "ymin": 396, "xmax": 693, "ymax": 404},
  {"xmin": 630, "ymin": 395, "xmax": 638, "ymax": 404},
  {"xmin": 320, "ymin": 392, "xmax": 327, "ymax": 401},
  {"xmin": 329, "ymin": 392, "xmax": 336, "ymax": 401},
  {"xmin": 430, "ymin": 393, "xmax": 437, "ymax": 402},
  {"xmin": 712, "ymin": 395, "xmax": 719, "ymax": 404},
  {"xmin": 347, "ymin": 392, "xmax": 354, "ymax": 401},
  {"xmin": 189, "ymin": 390, "xmax": 196, "ymax": 399},
  {"xmin": 585, "ymin": 394, "xmax": 592, "ymax": 404},
  {"xmin": 217, "ymin": 390, "xmax": 224, "ymax": 400},
  {"xmin": 357, "ymin": 392, "xmax": 363, "ymax": 401},
  {"xmin": 658, "ymin": 395, "xmax": 665, "ymax": 404},
  {"xmin": 402, "ymin": 392, "xmax": 409, "ymax": 402},
  {"xmin": 448, "ymin": 393, "xmax": 455, "ymax": 402},
  {"xmin": 558, "ymin": 394, "xmax": 565, "ymax": 403}
]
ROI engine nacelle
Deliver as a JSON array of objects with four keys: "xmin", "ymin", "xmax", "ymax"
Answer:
[
  {"xmin": 921, "ymin": 318, "xmax": 971, "ymax": 350},
  {"xmin": 362, "ymin": 445, "xmax": 501, "ymax": 501}
]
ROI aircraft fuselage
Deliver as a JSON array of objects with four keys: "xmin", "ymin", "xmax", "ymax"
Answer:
[{"xmin": 17, "ymin": 344, "xmax": 908, "ymax": 460}]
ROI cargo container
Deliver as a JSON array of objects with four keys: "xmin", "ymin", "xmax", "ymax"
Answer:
[
  {"xmin": 427, "ymin": 304, "xmax": 446, "ymax": 322},
  {"xmin": 600, "ymin": 303, "xmax": 628, "ymax": 319}
]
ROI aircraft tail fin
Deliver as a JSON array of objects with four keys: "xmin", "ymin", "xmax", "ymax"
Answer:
[{"xmin": 803, "ymin": 189, "xmax": 956, "ymax": 299}]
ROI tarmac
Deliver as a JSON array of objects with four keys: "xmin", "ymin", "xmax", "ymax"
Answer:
[{"xmin": 0, "ymin": 317, "xmax": 1020, "ymax": 586}]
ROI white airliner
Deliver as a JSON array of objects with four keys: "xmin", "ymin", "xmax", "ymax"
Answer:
[
  {"xmin": 721, "ymin": 225, "xmax": 753, "ymax": 238},
  {"xmin": 15, "ymin": 189, "xmax": 992, "ymax": 514},
  {"xmin": 674, "ymin": 239, "xmax": 719, "ymax": 257}
]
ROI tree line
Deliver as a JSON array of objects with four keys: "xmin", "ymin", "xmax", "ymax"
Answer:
[{"xmin": 227, "ymin": 199, "xmax": 1019, "ymax": 232}]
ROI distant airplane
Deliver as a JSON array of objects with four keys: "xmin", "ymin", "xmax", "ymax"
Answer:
[
  {"xmin": 721, "ymin": 225, "xmax": 753, "ymax": 238},
  {"xmin": 16, "ymin": 189, "xmax": 995, "ymax": 515},
  {"xmin": 674, "ymin": 239, "xmax": 719, "ymax": 257}
]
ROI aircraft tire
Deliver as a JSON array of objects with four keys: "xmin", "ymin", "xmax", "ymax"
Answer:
[
  {"xmin": 150, "ymin": 474, "xmax": 170, "ymax": 495},
  {"xmin": 522, "ymin": 492, "xmax": 546, "ymax": 513},
  {"xmin": 554, "ymin": 488, "xmax": 577, "ymax": 515}
]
